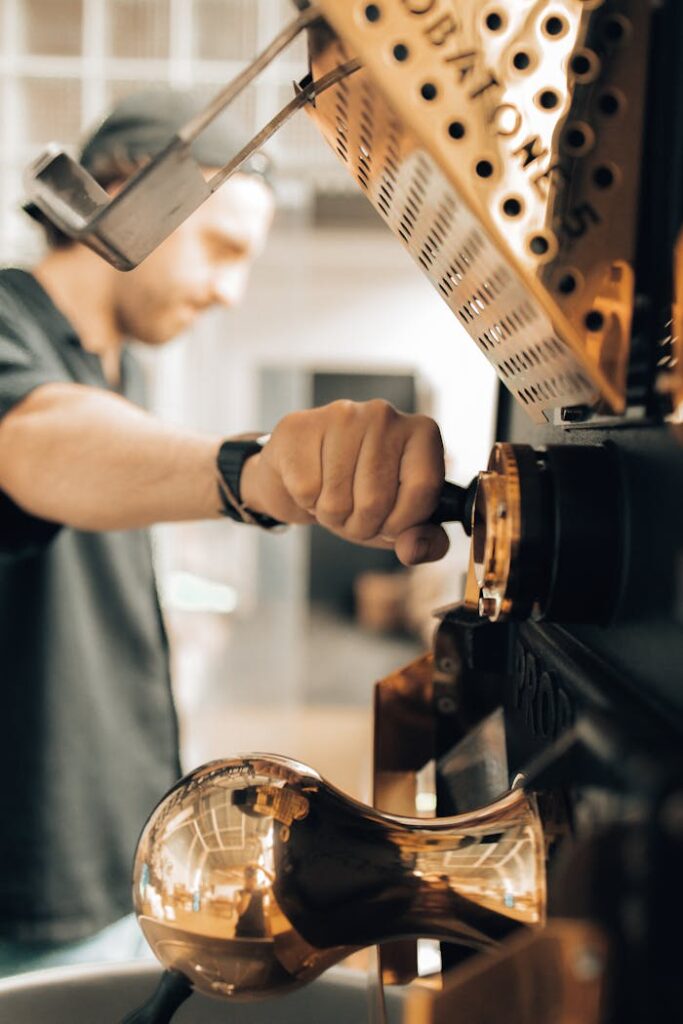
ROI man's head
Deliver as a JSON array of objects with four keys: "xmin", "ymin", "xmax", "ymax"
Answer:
[{"xmin": 33, "ymin": 88, "xmax": 275, "ymax": 344}]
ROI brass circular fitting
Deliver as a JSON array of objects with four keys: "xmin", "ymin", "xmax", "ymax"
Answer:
[
  {"xmin": 472, "ymin": 445, "xmax": 522, "ymax": 621},
  {"xmin": 471, "ymin": 443, "xmax": 624, "ymax": 624}
]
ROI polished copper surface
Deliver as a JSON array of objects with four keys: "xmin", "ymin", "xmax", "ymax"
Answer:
[
  {"xmin": 663, "ymin": 228, "xmax": 683, "ymax": 442},
  {"xmin": 133, "ymin": 754, "xmax": 545, "ymax": 1000},
  {"xmin": 373, "ymin": 654, "xmax": 437, "ymax": 986},
  {"xmin": 304, "ymin": 1, "xmax": 651, "ymax": 423}
]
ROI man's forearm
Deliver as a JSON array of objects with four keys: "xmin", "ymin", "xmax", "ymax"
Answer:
[
  {"xmin": 0, "ymin": 384, "xmax": 450, "ymax": 564},
  {"xmin": 0, "ymin": 382, "xmax": 223, "ymax": 531}
]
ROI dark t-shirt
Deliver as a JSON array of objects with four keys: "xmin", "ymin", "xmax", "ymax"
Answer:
[{"xmin": 0, "ymin": 269, "xmax": 181, "ymax": 943}]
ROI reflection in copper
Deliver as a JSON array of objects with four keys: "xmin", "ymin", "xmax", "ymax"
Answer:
[{"xmin": 133, "ymin": 754, "xmax": 545, "ymax": 1000}]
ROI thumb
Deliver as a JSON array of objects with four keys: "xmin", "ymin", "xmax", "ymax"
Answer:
[{"xmin": 394, "ymin": 524, "xmax": 450, "ymax": 565}]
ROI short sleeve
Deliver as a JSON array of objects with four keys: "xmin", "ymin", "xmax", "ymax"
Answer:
[
  {"xmin": 0, "ymin": 322, "xmax": 70, "ymax": 422},
  {"xmin": 0, "ymin": 320, "xmax": 70, "ymax": 558}
]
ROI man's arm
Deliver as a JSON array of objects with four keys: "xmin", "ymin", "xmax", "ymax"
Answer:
[
  {"xmin": 0, "ymin": 382, "xmax": 220, "ymax": 531},
  {"xmin": 0, "ymin": 383, "xmax": 448, "ymax": 564}
]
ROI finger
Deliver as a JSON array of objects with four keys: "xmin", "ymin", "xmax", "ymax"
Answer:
[
  {"xmin": 270, "ymin": 411, "xmax": 324, "ymax": 515},
  {"xmin": 327, "ymin": 530, "xmax": 395, "ymax": 551},
  {"xmin": 394, "ymin": 524, "xmax": 450, "ymax": 565},
  {"xmin": 341, "ymin": 410, "xmax": 404, "ymax": 541},
  {"xmin": 380, "ymin": 416, "xmax": 444, "ymax": 539},
  {"xmin": 313, "ymin": 406, "xmax": 365, "ymax": 530},
  {"xmin": 240, "ymin": 451, "xmax": 315, "ymax": 523}
]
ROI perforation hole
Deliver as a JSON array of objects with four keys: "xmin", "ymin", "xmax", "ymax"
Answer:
[
  {"xmin": 528, "ymin": 232, "xmax": 556, "ymax": 261},
  {"xmin": 543, "ymin": 14, "xmax": 567, "ymax": 38},
  {"xmin": 557, "ymin": 272, "xmax": 578, "ymax": 295},
  {"xmin": 592, "ymin": 164, "xmax": 616, "ymax": 190},
  {"xmin": 563, "ymin": 122, "xmax": 594, "ymax": 156},
  {"xmin": 602, "ymin": 15, "xmax": 629, "ymax": 45},
  {"xmin": 393, "ymin": 43, "xmax": 409, "ymax": 62},
  {"xmin": 448, "ymin": 120, "xmax": 466, "ymax": 140},
  {"xmin": 476, "ymin": 159, "xmax": 494, "ymax": 179},
  {"xmin": 585, "ymin": 310, "xmax": 605, "ymax": 332},
  {"xmin": 502, "ymin": 196, "xmax": 523, "ymax": 217},
  {"xmin": 537, "ymin": 89, "xmax": 560, "ymax": 110},
  {"xmin": 421, "ymin": 82, "xmax": 438, "ymax": 101},
  {"xmin": 598, "ymin": 90, "xmax": 622, "ymax": 117},
  {"xmin": 512, "ymin": 51, "xmax": 531, "ymax": 71},
  {"xmin": 570, "ymin": 49, "xmax": 600, "ymax": 83},
  {"xmin": 485, "ymin": 11, "xmax": 504, "ymax": 31},
  {"xmin": 364, "ymin": 4, "xmax": 381, "ymax": 23}
]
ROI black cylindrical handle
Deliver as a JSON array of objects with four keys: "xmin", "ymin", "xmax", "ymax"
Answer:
[
  {"xmin": 120, "ymin": 970, "xmax": 193, "ymax": 1024},
  {"xmin": 430, "ymin": 478, "xmax": 478, "ymax": 534}
]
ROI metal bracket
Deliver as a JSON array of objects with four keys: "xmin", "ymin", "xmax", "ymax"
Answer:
[{"xmin": 23, "ymin": 7, "xmax": 359, "ymax": 270}]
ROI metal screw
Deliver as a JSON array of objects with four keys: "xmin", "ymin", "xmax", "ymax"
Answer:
[
  {"xmin": 436, "ymin": 696, "xmax": 457, "ymax": 715},
  {"xmin": 438, "ymin": 657, "xmax": 456, "ymax": 673},
  {"xmin": 573, "ymin": 947, "xmax": 604, "ymax": 982}
]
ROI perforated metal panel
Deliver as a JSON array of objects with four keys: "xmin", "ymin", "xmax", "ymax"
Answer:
[{"xmin": 303, "ymin": 0, "xmax": 651, "ymax": 423}]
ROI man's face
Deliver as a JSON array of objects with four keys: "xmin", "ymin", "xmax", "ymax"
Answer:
[{"xmin": 112, "ymin": 172, "xmax": 275, "ymax": 344}]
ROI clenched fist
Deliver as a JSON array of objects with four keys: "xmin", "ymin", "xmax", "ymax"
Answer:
[{"xmin": 240, "ymin": 400, "xmax": 449, "ymax": 565}]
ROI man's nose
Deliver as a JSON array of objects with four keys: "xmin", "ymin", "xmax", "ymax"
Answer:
[{"xmin": 211, "ymin": 264, "xmax": 249, "ymax": 308}]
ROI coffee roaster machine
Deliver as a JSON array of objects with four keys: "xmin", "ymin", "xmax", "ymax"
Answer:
[{"xmin": 25, "ymin": 1, "xmax": 683, "ymax": 1021}]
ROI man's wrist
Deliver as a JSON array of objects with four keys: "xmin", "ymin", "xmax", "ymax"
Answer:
[{"xmin": 215, "ymin": 437, "xmax": 284, "ymax": 531}]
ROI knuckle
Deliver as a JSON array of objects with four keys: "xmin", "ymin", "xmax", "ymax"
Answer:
[
  {"xmin": 403, "ymin": 475, "xmax": 442, "ymax": 510},
  {"xmin": 344, "ymin": 494, "xmax": 390, "ymax": 540},
  {"xmin": 274, "ymin": 409, "xmax": 309, "ymax": 439},
  {"xmin": 281, "ymin": 461, "xmax": 320, "ymax": 508},
  {"xmin": 356, "ymin": 491, "xmax": 389, "ymax": 523},
  {"xmin": 417, "ymin": 414, "xmax": 443, "ymax": 444},
  {"xmin": 367, "ymin": 398, "xmax": 398, "ymax": 423},
  {"xmin": 289, "ymin": 481, "xmax": 320, "ymax": 509},
  {"xmin": 316, "ymin": 496, "xmax": 353, "ymax": 523},
  {"xmin": 326, "ymin": 399, "xmax": 357, "ymax": 422},
  {"xmin": 341, "ymin": 517, "xmax": 376, "ymax": 542}
]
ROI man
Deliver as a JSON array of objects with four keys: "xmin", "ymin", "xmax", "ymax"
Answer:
[{"xmin": 0, "ymin": 90, "xmax": 448, "ymax": 973}]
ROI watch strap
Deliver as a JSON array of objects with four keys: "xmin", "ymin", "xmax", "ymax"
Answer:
[{"xmin": 216, "ymin": 438, "xmax": 284, "ymax": 530}]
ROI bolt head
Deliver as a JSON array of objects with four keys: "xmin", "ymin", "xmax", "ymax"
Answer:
[{"xmin": 573, "ymin": 947, "xmax": 604, "ymax": 982}]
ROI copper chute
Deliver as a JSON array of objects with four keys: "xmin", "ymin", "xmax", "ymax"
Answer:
[{"xmin": 132, "ymin": 754, "xmax": 545, "ymax": 1001}]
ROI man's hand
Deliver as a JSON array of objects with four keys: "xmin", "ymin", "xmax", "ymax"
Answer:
[{"xmin": 240, "ymin": 400, "xmax": 449, "ymax": 565}]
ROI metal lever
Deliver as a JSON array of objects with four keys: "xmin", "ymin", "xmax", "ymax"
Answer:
[{"xmin": 23, "ymin": 8, "xmax": 360, "ymax": 270}]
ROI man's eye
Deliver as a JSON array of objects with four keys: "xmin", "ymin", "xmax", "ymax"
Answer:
[{"xmin": 207, "ymin": 236, "xmax": 247, "ymax": 261}]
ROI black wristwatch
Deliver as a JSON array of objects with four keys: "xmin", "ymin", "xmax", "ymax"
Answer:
[{"xmin": 216, "ymin": 435, "xmax": 284, "ymax": 531}]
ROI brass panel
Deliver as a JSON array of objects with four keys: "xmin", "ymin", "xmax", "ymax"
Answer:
[
  {"xmin": 404, "ymin": 918, "xmax": 608, "ymax": 1024},
  {"xmin": 305, "ymin": 1, "xmax": 651, "ymax": 423}
]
